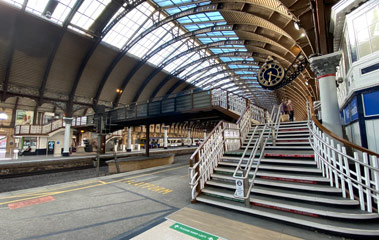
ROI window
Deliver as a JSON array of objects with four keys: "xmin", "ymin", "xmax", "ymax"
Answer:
[{"xmin": 347, "ymin": 4, "xmax": 379, "ymax": 62}]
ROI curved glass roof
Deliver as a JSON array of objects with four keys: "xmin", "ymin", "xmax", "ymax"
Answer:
[{"xmin": 2, "ymin": 0, "xmax": 280, "ymax": 107}]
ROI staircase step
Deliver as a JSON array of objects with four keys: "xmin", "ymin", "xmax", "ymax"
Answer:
[
  {"xmin": 221, "ymin": 156, "xmax": 316, "ymax": 165},
  {"xmin": 243, "ymin": 145, "xmax": 313, "ymax": 150},
  {"xmin": 206, "ymin": 180, "xmax": 359, "ymax": 206},
  {"xmin": 195, "ymin": 195, "xmax": 379, "ymax": 236},
  {"xmin": 243, "ymin": 140, "xmax": 310, "ymax": 145},
  {"xmin": 210, "ymin": 174, "xmax": 341, "ymax": 193},
  {"xmin": 216, "ymin": 163, "xmax": 322, "ymax": 174},
  {"xmin": 201, "ymin": 188, "xmax": 378, "ymax": 219},
  {"xmin": 276, "ymin": 138, "xmax": 309, "ymax": 142},
  {"xmin": 278, "ymin": 127, "xmax": 309, "ymax": 132},
  {"xmin": 215, "ymin": 165, "xmax": 328, "ymax": 183}
]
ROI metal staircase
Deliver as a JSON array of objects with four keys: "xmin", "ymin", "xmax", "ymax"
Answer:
[{"xmin": 190, "ymin": 106, "xmax": 379, "ymax": 237}]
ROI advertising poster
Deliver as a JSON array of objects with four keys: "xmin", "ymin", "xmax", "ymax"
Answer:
[{"xmin": 16, "ymin": 110, "xmax": 34, "ymax": 125}]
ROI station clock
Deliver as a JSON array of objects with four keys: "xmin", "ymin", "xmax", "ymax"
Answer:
[{"xmin": 257, "ymin": 61, "xmax": 285, "ymax": 88}]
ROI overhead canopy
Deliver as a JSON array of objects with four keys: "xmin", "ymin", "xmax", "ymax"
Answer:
[{"xmin": 0, "ymin": 0, "xmax": 337, "ymax": 119}]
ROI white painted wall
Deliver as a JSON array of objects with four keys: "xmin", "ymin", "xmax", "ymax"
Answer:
[
  {"xmin": 365, "ymin": 119, "xmax": 379, "ymax": 153},
  {"xmin": 48, "ymin": 130, "xmax": 73, "ymax": 155},
  {"xmin": 38, "ymin": 137, "xmax": 48, "ymax": 149},
  {"xmin": 345, "ymin": 122, "xmax": 361, "ymax": 147}
]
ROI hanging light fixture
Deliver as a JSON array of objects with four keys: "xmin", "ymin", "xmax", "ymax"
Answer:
[{"xmin": 294, "ymin": 21, "xmax": 300, "ymax": 31}]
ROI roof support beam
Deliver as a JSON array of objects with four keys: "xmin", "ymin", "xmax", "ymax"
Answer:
[
  {"xmin": 39, "ymin": 0, "xmax": 85, "ymax": 116},
  {"xmin": 69, "ymin": 0, "xmax": 145, "ymax": 109},
  {"xmin": 2, "ymin": 1, "xmax": 27, "ymax": 102}
]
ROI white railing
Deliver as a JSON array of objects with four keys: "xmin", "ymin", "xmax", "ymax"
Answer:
[
  {"xmin": 189, "ymin": 121, "xmax": 240, "ymax": 200},
  {"xmin": 309, "ymin": 121, "xmax": 379, "ymax": 213},
  {"xmin": 307, "ymin": 100, "xmax": 379, "ymax": 214},
  {"xmin": 251, "ymin": 105, "xmax": 265, "ymax": 123},
  {"xmin": 210, "ymin": 89, "xmax": 248, "ymax": 115},
  {"xmin": 211, "ymin": 89, "xmax": 227, "ymax": 108},
  {"xmin": 267, "ymin": 105, "xmax": 282, "ymax": 146},
  {"xmin": 189, "ymin": 105, "xmax": 266, "ymax": 201},
  {"xmin": 228, "ymin": 94, "xmax": 246, "ymax": 114},
  {"xmin": 232, "ymin": 124, "xmax": 269, "ymax": 204},
  {"xmin": 14, "ymin": 116, "xmax": 93, "ymax": 135}
]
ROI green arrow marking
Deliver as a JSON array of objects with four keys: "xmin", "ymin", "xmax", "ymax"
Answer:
[{"xmin": 170, "ymin": 222, "xmax": 219, "ymax": 240}]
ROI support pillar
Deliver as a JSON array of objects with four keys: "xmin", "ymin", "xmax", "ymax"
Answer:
[
  {"xmin": 203, "ymin": 129, "xmax": 207, "ymax": 141},
  {"xmin": 163, "ymin": 126, "xmax": 168, "ymax": 149},
  {"xmin": 62, "ymin": 117, "xmax": 73, "ymax": 157},
  {"xmin": 310, "ymin": 52, "xmax": 343, "ymax": 137},
  {"xmin": 187, "ymin": 128, "xmax": 191, "ymax": 147},
  {"xmin": 146, "ymin": 124, "xmax": 150, "ymax": 157},
  {"xmin": 127, "ymin": 127, "xmax": 132, "ymax": 152}
]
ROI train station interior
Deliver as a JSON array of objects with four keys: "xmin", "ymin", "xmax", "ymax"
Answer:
[{"xmin": 0, "ymin": 0, "xmax": 379, "ymax": 239}]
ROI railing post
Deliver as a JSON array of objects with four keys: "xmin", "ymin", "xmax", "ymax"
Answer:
[
  {"xmin": 363, "ymin": 153, "xmax": 372, "ymax": 212},
  {"xmin": 330, "ymin": 140, "xmax": 339, "ymax": 189},
  {"xmin": 226, "ymin": 91, "xmax": 229, "ymax": 110},
  {"xmin": 326, "ymin": 137, "xmax": 333, "ymax": 187},
  {"xmin": 371, "ymin": 156, "xmax": 379, "ymax": 213},
  {"xmin": 342, "ymin": 147, "xmax": 354, "ymax": 200},
  {"xmin": 337, "ymin": 144, "xmax": 346, "ymax": 198},
  {"xmin": 242, "ymin": 169, "xmax": 250, "ymax": 207},
  {"xmin": 354, "ymin": 152, "xmax": 365, "ymax": 211}
]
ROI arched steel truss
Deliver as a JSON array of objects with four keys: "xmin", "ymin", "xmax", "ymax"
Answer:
[{"xmin": 91, "ymin": 2, "xmax": 314, "ymax": 108}]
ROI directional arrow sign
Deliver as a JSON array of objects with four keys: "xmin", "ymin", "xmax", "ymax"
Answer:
[{"xmin": 170, "ymin": 222, "xmax": 219, "ymax": 240}]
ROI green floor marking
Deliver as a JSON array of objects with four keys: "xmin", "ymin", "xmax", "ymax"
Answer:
[{"xmin": 170, "ymin": 222, "xmax": 219, "ymax": 240}]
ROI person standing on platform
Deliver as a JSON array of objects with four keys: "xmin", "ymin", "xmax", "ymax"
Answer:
[
  {"xmin": 287, "ymin": 99, "xmax": 294, "ymax": 121},
  {"xmin": 280, "ymin": 99, "xmax": 287, "ymax": 114}
]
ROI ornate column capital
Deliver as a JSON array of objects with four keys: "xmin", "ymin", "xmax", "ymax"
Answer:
[
  {"xmin": 163, "ymin": 126, "xmax": 169, "ymax": 130},
  {"xmin": 63, "ymin": 117, "xmax": 73, "ymax": 124},
  {"xmin": 309, "ymin": 51, "xmax": 342, "ymax": 78}
]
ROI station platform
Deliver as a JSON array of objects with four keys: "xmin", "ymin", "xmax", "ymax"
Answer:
[
  {"xmin": 0, "ymin": 156, "xmax": 343, "ymax": 240},
  {"xmin": 0, "ymin": 147, "xmax": 196, "ymax": 176}
]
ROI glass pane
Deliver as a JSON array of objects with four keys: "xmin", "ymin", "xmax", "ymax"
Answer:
[
  {"xmin": 367, "ymin": 7, "xmax": 379, "ymax": 25},
  {"xmin": 371, "ymin": 36, "xmax": 379, "ymax": 52},
  {"xmin": 358, "ymin": 41, "xmax": 371, "ymax": 57},
  {"xmin": 357, "ymin": 28, "xmax": 370, "ymax": 44}
]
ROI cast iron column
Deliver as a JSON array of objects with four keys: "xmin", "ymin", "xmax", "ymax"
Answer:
[
  {"xmin": 310, "ymin": 52, "xmax": 343, "ymax": 137},
  {"xmin": 62, "ymin": 117, "xmax": 73, "ymax": 156}
]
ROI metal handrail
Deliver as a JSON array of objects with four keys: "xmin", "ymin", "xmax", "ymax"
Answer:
[
  {"xmin": 232, "ymin": 105, "xmax": 279, "ymax": 204},
  {"xmin": 306, "ymin": 99, "xmax": 379, "ymax": 213},
  {"xmin": 232, "ymin": 125, "xmax": 259, "ymax": 178}
]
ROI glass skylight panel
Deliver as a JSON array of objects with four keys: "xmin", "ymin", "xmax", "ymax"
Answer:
[
  {"xmin": 154, "ymin": 0, "xmax": 200, "ymax": 8},
  {"xmin": 26, "ymin": 0, "xmax": 48, "ymax": 15},
  {"xmin": 229, "ymin": 65, "xmax": 255, "ymax": 69},
  {"xmin": 70, "ymin": 0, "xmax": 111, "ymax": 31},
  {"xmin": 241, "ymin": 76, "xmax": 257, "ymax": 80},
  {"xmin": 125, "ymin": 17, "xmax": 174, "ymax": 58},
  {"xmin": 50, "ymin": 0, "xmax": 77, "ymax": 24},
  {"xmin": 3, "ymin": 0, "xmax": 24, "ymax": 8},
  {"xmin": 235, "ymin": 71, "xmax": 256, "ymax": 75},
  {"xmin": 184, "ymin": 22, "xmax": 223, "ymax": 31}
]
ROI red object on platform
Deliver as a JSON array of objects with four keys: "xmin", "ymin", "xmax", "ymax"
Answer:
[{"xmin": 8, "ymin": 196, "xmax": 55, "ymax": 209}]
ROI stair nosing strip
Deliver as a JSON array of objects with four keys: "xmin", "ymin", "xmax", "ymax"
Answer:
[{"xmin": 195, "ymin": 196, "xmax": 379, "ymax": 236}]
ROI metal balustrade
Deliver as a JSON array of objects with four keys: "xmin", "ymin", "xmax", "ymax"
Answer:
[
  {"xmin": 14, "ymin": 116, "xmax": 94, "ymax": 135},
  {"xmin": 231, "ymin": 105, "xmax": 280, "ymax": 205},
  {"xmin": 109, "ymin": 89, "xmax": 250, "ymax": 122},
  {"xmin": 189, "ymin": 105, "xmax": 265, "ymax": 201},
  {"xmin": 307, "ymin": 101, "xmax": 379, "ymax": 213}
]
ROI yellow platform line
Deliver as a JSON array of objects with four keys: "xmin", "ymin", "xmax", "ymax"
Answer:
[{"xmin": 0, "ymin": 165, "xmax": 187, "ymax": 206}]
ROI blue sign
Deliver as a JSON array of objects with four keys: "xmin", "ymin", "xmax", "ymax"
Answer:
[
  {"xmin": 363, "ymin": 90, "xmax": 379, "ymax": 117},
  {"xmin": 57, "ymin": 141, "xmax": 60, "ymax": 145},
  {"xmin": 350, "ymin": 97, "xmax": 358, "ymax": 121}
]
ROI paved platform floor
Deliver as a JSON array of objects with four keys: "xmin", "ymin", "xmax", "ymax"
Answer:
[{"xmin": 0, "ymin": 155, "xmax": 345, "ymax": 240}]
